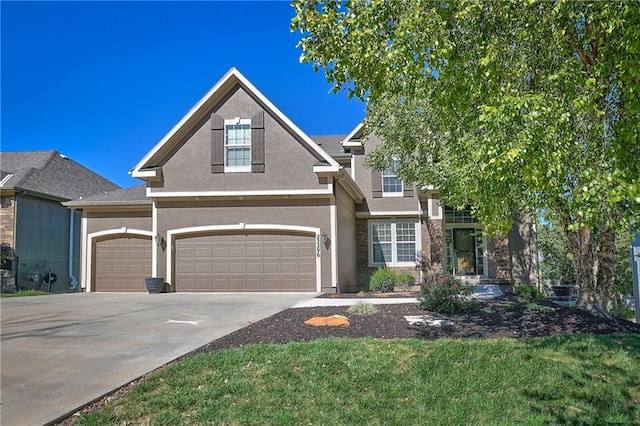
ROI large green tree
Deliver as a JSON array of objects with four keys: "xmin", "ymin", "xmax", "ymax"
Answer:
[{"xmin": 292, "ymin": 0, "xmax": 640, "ymax": 316}]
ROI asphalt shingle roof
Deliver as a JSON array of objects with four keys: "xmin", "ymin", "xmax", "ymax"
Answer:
[
  {"xmin": 0, "ymin": 150, "xmax": 120, "ymax": 200},
  {"xmin": 64, "ymin": 184, "xmax": 150, "ymax": 207},
  {"xmin": 310, "ymin": 135, "xmax": 349, "ymax": 159}
]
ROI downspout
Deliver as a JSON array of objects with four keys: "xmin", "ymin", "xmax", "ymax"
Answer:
[{"xmin": 68, "ymin": 208, "xmax": 79, "ymax": 290}]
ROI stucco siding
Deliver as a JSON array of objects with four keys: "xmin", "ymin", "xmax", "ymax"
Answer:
[
  {"xmin": 335, "ymin": 183, "xmax": 357, "ymax": 292},
  {"xmin": 156, "ymin": 85, "xmax": 326, "ymax": 193},
  {"xmin": 156, "ymin": 199, "xmax": 332, "ymax": 290},
  {"xmin": 86, "ymin": 210, "xmax": 152, "ymax": 235}
]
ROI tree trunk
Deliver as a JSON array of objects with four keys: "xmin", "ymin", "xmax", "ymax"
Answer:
[{"xmin": 570, "ymin": 226, "xmax": 614, "ymax": 318}]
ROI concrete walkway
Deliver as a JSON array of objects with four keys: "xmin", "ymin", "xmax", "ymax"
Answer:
[
  {"xmin": 293, "ymin": 297, "xmax": 418, "ymax": 308},
  {"xmin": 0, "ymin": 292, "xmax": 318, "ymax": 426}
]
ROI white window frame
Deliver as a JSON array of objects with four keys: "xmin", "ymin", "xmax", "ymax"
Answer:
[
  {"xmin": 382, "ymin": 159, "xmax": 403, "ymax": 197},
  {"xmin": 224, "ymin": 118, "xmax": 251, "ymax": 172},
  {"xmin": 369, "ymin": 220, "xmax": 421, "ymax": 267}
]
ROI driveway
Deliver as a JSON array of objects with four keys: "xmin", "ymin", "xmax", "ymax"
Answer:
[{"xmin": 0, "ymin": 292, "xmax": 317, "ymax": 425}]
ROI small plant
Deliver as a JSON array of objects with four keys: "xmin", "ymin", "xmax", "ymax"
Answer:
[
  {"xmin": 369, "ymin": 268, "xmax": 397, "ymax": 293},
  {"xmin": 396, "ymin": 272, "xmax": 415, "ymax": 291},
  {"xmin": 0, "ymin": 289, "xmax": 49, "ymax": 298},
  {"xmin": 419, "ymin": 275, "xmax": 474, "ymax": 314},
  {"xmin": 525, "ymin": 303, "xmax": 554, "ymax": 312},
  {"xmin": 515, "ymin": 283, "xmax": 544, "ymax": 302},
  {"xmin": 347, "ymin": 302, "xmax": 379, "ymax": 316}
]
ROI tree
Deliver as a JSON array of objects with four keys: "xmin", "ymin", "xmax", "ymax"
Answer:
[
  {"xmin": 537, "ymin": 222, "xmax": 575, "ymax": 285},
  {"xmin": 292, "ymin": 0, "xmax": 640, "ymax": 316}
]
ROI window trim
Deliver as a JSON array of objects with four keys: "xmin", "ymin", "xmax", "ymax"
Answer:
[
  {"xmin": 381, "ymin": 159, "xmax": 403, "ymax": 197},
  {"xmin": 224, "ymin": 118, "xmax": 252, "ymax": 173},
  {"xmin": 369, "ymin": 220, "xmax": 421, "ymax": 267}
]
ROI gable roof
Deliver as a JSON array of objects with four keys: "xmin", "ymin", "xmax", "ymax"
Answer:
[
  {"xmin": 0, "ymin": 150, "xmax": 120, "ymax": 200},
  {"xmin": 310, "ymin": 135, "xmax": 350, "ymax": 160},
  {"xmin": 132, "ymin": 68, "xmax": 340, "ymax": 178},
  {"xmin": 63, "ymin": 184, "xmax": 150, "ymax": 208},
  {"xmin": 341, "ymin": 122, "xmax": 365, "ymax": 148}
]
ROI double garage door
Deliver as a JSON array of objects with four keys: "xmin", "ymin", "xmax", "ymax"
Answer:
[
  {"xmin": 174, "ymin": 233, "xmax": 316, "ymax": 292},
  {"xmin": 94, "ymin": 236, "xmax": 152, "ymax": 292}
]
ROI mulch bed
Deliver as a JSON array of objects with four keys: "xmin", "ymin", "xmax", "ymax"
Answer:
[
  {"xmin": 56, "ymin": 293, "xmax": 639, "ymax": 425},
  {"xmin": 199, "ymin": 294, "xmax": 639, "ymax": 353}
]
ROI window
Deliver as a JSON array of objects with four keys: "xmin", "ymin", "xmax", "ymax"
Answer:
[
  {"xmin": 224, "ymin": 118, "xmax": 251, "ymax": 172},
  {"xmin": 370, "ymin": 221, "xmax": 419, "ymax": 266},
  {"xmin": 382, "ymin": 159, "xmax": 403, "ymax": 196}
]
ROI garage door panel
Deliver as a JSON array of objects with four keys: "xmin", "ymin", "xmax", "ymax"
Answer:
[
  {"xmin": 94, "ymin": 237, "xmax": 151, "ymax": 292},
  {"xmin": 175, "ymin": 233, "xmax": 316, "ymax": 291}
]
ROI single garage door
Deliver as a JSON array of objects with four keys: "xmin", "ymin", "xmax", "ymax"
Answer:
[
  {"xmin": 175, "ymin": 233, "xmax": 316, "ymax": 292},
  {"xmin": 94, "ymin": 236, "xmax": 152, "ymax": 291}
]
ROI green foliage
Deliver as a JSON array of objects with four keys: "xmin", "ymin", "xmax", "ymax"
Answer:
[
  {"xmin": 292, "ymin": 0, "xmax": 640, "ymax": 315},
  {"xmin": 347, "ymin": 302, "xmax": 379, "ymax": 316},
  {"xmin": 368, "ymin": 267, "xmax": 397, "ymax": 292},
  {"xmin": 515, "ymin": 283, "xmax": 545, "ymax": 302},
  {"xmin": 525, "ymin": 303, "xmax": 554, "ymax": 313},
  {"xmin": 396, "ymin": 272, "xmax": 415, "ymax": 291},
  {"xmin": 419, "ymin": 275, "xmax": 474, "ymax": 314},
  {"xmin": 77, "ymin": 335, "xmax": 640, "ymax": 425},
  {"xmin": 537, "ymin": 222, "xmax": 575, "ymax": 284},
  {"xmin": 0, "ymin": 289, "xmax": 48, "ymax": 298}
]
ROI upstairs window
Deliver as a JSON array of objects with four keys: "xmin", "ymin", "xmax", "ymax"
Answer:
[
  {"xmin": 382, "ymin": 159, "xmax": 403, "ymax": 196},
  {"xmin": 224, "ymin": 118, "xmax": 251, "ymax": 172}
]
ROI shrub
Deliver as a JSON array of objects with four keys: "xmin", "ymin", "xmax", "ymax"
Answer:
[
  {"xmin": 347, "ymin": 302, "xmax": 379, "ymax": 315},
  {"xmin": 515, "ymin": 283, "xmax": 544, "ymax": 302},
  {"xmin": 525, "ymin": 303, "xmax": 554, "ymax": 312},
  {"xmin": 369, "ymin": 268, "xmax": 397, "ymax": 292},
  {"xmin": 419, "ymin": 275, "xmax": 474, "ymax": 314},
  {"xmin": 396, "ymin": 272, "xmax": 415, "ymax": 291}
]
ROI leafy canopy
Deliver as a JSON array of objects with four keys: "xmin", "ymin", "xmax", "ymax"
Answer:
[{"xmin": 292, "ymin": 0, "xmax": 640, "ymax": 236}]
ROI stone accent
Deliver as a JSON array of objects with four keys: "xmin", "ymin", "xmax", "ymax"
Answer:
[
  {"xmin": 304, "ymin": 315, "xmax": 350, "ymax": 327},
  {"xmin": 492, "ymin": 236, "xmax": 512, "ymax": 281},
  {"xmin": 404, "ymin": 315, "xmax": 453, "ymax": 328},
  {"xmin": 0, "ymin": 196, "xmax": 15, "ymax": 246},
  {"xmin": 425, "ymin": 219, "xmax": 444, "ymax": 277}
]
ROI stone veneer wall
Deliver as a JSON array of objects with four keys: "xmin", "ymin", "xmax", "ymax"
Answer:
[
  {"xmin": 491, "ymin": 236, "xmax": 513, "ymax": 281},
  {"xmin": 1, "ymin": 196, "xmax": 15, "ymax": 247}
]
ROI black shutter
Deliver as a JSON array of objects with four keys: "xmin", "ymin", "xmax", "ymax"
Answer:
[
  {"xmin": 372, "ymin": 170, "xmax": 382, "ymax": 198},
  {"xmin": 251, "ymin": 111, "xmax": 265, "ymax": 173},
  {"xmin": 211, "ymin": 113, "xmax": 224, "ymax": 174}
]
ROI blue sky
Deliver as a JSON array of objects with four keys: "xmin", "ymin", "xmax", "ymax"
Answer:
[{"xmin": 1, "ymin": 1, "xmax": 365, "ymax": 188}]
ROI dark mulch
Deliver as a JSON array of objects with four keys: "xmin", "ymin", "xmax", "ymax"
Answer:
[
  {"xmin": 198, "ymin": 294, "xmax": 639, "ymax": 354},
  {"xmin": 56, "ymin": 294, "xmax": 639, "ymax": 425}
]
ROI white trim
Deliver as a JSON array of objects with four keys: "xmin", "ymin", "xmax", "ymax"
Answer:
[
  {"xmin": 330, "ymin": 198, "xmax": 338, "ymax": 287},
  {"xmin": 350, "ymin": 155, "xmax": 356, "ymax": 180},
  {"xmin": 224, "ymin": 118, "xmax": 252, "ymax": 173},
  {"xmin": 0, "ymin": 173, "xmax": 13, "ymax": 187},
  {"xmin": 80, "ymin": 211, "xmax": 88, "ymax": 290},
  {"xmin": 85, "ymin": 228, "xmax": 154, "ymax": 292},
  {"xmin": 368, "ymin": 220, "xmax": 422, "ymax": 267},
  {"xmin": 146, "ymin": 187, "xmax": 334, "ymax": 199},
  {"xmin": 166, "ymin": 224, "xmax": 322, "ymax": 292},
  {"xmin": 152, "ymin": 200, "xmax": 158, "ymax": 277},
  {"xmin": 382, "ymin": 192, "xmax": 404, "ymax": 198},
  {"xmin": 341, "ymin": 122, "xmax": 364, "ymax": 147},
  {"xmin": 355, "ymin": 210, "xmax": 421, "ymax": 218},
  {"xmin": 312, "ymin": 164, "xmax": 341, "ymax": 174},
  {"xmin": 132, "ymin": 67, "xmax": 339, "ymax": 177}
]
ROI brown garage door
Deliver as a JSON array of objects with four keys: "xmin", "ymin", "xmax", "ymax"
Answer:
[
  {"xmin": 175, "ymin": 233, "xmax": 316, "ymax": 292},
  {"xmin": 94, "ymin": 236, "xmax": 152, "ymax": 292}
]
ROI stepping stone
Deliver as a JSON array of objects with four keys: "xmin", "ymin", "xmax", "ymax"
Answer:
[
  {"xmin": 472, "ymin": 284, "xmax": 503, "ymax": 299},
  {"xmin": 305, "ymin": 315, "xmax": 350, "ymax": 327},
  {"xmin": 404, "ymin": 315, "xmax": 453, "ymax": 328}
]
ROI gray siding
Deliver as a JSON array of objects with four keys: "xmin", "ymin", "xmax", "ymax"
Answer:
[{"xmin": 15, "ymin": 195, "xmax": 72, "ymax": 292}]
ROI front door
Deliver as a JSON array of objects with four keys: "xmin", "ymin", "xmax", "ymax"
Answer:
[{"xmin": 452, "ymin": 228, "xmax": 476, "ymax": 275}]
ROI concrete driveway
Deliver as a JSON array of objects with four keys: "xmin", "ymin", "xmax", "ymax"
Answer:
[{"xmin": 1, "ymin": 292, "xmax": 317, "ymax": 425}]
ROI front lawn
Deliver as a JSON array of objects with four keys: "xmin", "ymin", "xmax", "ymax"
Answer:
[{"xmin": 76, "ymin": 334, "xmax": 639, "ymax": 425}]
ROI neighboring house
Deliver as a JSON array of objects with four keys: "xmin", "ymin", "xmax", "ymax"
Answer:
[
  {"xmin": 0, "ymin": 150, "xmax": 120, "ymax": 292},
  {"xmin": 65, "ymin": 68, "xmax": 538, "ymax": 293}
]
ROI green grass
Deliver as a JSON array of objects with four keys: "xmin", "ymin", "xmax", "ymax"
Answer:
[
  {"xmin": 0, "ymin": 289, "xmax": 49, "ymax": 298},
  {"xmin": 76, "ymin": 334, "xmax": 640, "ymax": 425}
]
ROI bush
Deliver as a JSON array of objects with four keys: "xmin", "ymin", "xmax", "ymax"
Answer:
[
  {"xmin": 419, "ymin": 275, "xmax": 474, "ymax": 314},
  {"xmin": 515, "ymin": 283, "xmax": 544, "ymax": 302},
  {"xmin": 396, "ymin": 272, "xmax": 415, "ymax": 291},
  {"xmin": 347, "ymin": 302, "xmax": 379, "ymax": 315},
  {"xmin": 369, "ymin": 268, "xmax": 397, "ymax": 292}
]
